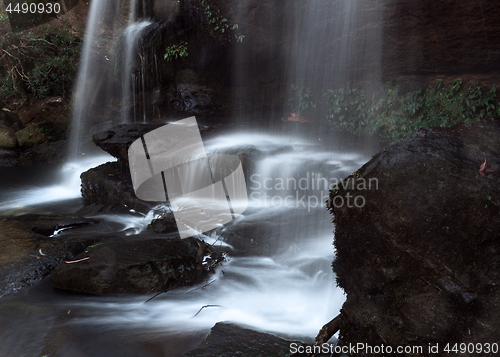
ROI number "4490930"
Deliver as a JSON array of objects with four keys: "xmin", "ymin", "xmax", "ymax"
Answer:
[
  {"xmin": 6, "ymin": 2, "xmax": 61, "ymax": 14},
  {"xmin": 444, "ymin": 342, "xmax": 498, "ymax": 354}
]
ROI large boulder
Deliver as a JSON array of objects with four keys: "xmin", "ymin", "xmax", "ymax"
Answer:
[
  {"xmin": 92, "ymin": 123, "xmax": 163, "ymax": 164},
  {"xmin": 16, "ymin": 122, "xmax": 48, "ymax": 148},
  {"xmin": 80, "ymin": 160, "xmax": 157, "ymax": 214},
  {"xmin": 51, "ymin": 236, "xmax": 223, "ymax": 294},
  {"xmin": 185, "ymin": 322, "xmax": 301, "ymax": 357},
  {"xmin": 329, "ymin": 117, "xmax": 500, "ymax": 351}
]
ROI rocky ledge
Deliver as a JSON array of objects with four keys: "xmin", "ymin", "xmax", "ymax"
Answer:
[
  {"xmin": 0, "ymin": 215, "xmax": 100, "ymax": 298},
  {"xmin": 329, "ymin": 117, "xmax": 500, "ymax": 353},
  {"xmin": 52, "ymin": 236, "xmax": 223, "ymax": 295}
]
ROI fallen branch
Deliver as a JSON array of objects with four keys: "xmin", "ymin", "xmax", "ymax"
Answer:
[
  {"xmin": 144, "ymin": 291, "xmax": 168, "ymax": 303},
  {"xmin": 188, "ymin": 279, "xmax": 216, "ymax": 292},
  {"xmin": 64, "ymin": 257, "xmax": 89, "ymax": 264},
  {"xmin": 193, "ymin": 304, "xmax": 220, "ymax": 317},
  {"xmin": 310, "ymin": 314, "xmax": 341, "ymax": 357}
]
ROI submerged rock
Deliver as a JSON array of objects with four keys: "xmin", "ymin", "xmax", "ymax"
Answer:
[
  {"xmin": 0, "ymin": 215, "xmax": 100, "ymax": 298},
  {"xmin": 329, "ymin": 117, "xmax": 500, "ymax": 351},
  {"xmin": 0, "ymin": 149, "xmax": 18, "ymax": 167},
  {"xmin": 51, "ymin": 237, "xmax": 223, "ymax": 295},
  {"xmin": 184, "ymin": 322, "xmax": 301, "ymax": 357}
]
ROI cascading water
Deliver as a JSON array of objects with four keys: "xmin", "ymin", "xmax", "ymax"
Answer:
[
  {"xmin": 0, "ymin": 0, "xmax": 154, "ymax": 212},
  {"xmin": 0, "ymin": 0, "xmax": 384, "ymax": 355},
  {"xmin": 70, "ymin": 0, "xmax": 152, "ymax": 158},
  {"xmin": 119, "ymin": 20, "xmax": 152, "ymax": 124},
  {"xmin": 0, "ymin": 133, "xmax": 374, "ymax": 357}
]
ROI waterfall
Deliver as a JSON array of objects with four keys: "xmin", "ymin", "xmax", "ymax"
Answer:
[
  {"xmin": 0, "ymin": 1, "xmax": 386, "ymax": 355},
  {"xmin": 120, "ymin": 21, "xmax": 152, "ymax": 124},
  {"xmin": 69, "ymin": 0, "xmax": 152, "ymax": 159}
]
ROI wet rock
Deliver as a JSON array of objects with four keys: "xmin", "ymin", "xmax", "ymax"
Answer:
[
  {"xmin": 26, "ymin": 140, "xmax": 69, "ymax": 164},
  {"xmin": 91, "ymin": 122, "xmax": 216, "ymax": 165},
  {"xmin": 329, "ymin": 117, "xmax": 500, "ymax": 349},
  {"xmin": 0, "ymin": 149, "xmax": 19, "ymax": 166},
  {"xmin": 0, "ymin": 215, "xmax": 101, "ymax": 298},
  {"xmin": 80, "ymin": 161, "xmax": 159, "ymax": 214},
  {"xmin": 0, "ymin": 109, "xmax": 23, "ymax": 131},
  {"xmin": 0, "ymin": 124, "xmax": 18, "ymax": 149},
  {"xmin": 153, "ymin": 0, "xmax": 180, "ymax": 22},
  {"xmin": 184, "ymin": 322, "xmax": 300, "ymax": 357},
  {"xmin": 92, "ymin": 123, "xmax": 163, "ymax": 165},
  {"xmin": 382, "ymin": 0, "xmax": 500, "ymax": 90},
  {"xmin": 175, "ymin": 83, "xmax": 217, "ymax": 116},
  {"xmin": 16, "ymin": 123, "xmax": 48, "ymax": 148},
  {"xmin": 51, "ymin": 237, "xmax": 222, "ymax": 295},
  {"xmin": 148, "ymin": 209, "xmax": 178, "ymax": 234}
]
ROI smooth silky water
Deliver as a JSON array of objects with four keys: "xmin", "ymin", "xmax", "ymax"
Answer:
[
  {"xmin": 0, "ymin": 0, "xmax": 384, "ymax": 355},
  {"xmin": 0, "ymin": 131, "xmax": 377, "ymax": 356}
]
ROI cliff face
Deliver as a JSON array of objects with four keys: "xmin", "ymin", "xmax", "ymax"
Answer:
[{"xmin": 381, "ymin": 0, "xmax": 500, "ymax": 90}]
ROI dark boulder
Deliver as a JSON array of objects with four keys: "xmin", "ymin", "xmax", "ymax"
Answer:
[
  {"xmin": 329, "ymin": 117, "xmax": 500, "ymax": 352},
  {"xmin": 26, "ymin": 140, "xmax": 69, "ymax": 164},
  {"xmin": 184, "ymin": 322, "xmax": 301, "ymax": 357},
  {"xmin": 0, "ymin": 124, "xmax": 18, "ymax": 149},
  {"xmin": 0, "ymin": 109, "xmax": 23, "ymax": 131},
  {"xmin": 0, "ymin": 149, "xmax": 19, "ymax": 167},
  {"xmin": 174, "ymin": 83, "xmax": 218, "ymax": 116},
  {"xmin": 148, "ymin": 209, "xmax": 178, "ymax": 234},
  {"xmin": 51, "ymin": 236, "xmax": 223, "ymax": 295},
  {"xmin": 92, "ymin": 123, "xmax": 164, "ymax": 165},
  {"xmin": 0, "ymin": 215, "xmax": 101, "ymax": 298},
  {"xmin": 80, "ymin": 161, "xmax": 158, "ymax": 214}
]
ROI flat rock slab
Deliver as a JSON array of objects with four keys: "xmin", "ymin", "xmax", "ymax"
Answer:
[
  {"xmin": 184, "ymin": 322, "xmax": 302, "ymax": 357},
  {"xmin": 329, "ymin": 118, "xmax": 500, "ymax": 349},
  {"xmin": 0, "ymin": 215, "xmax": 100, "ymax": 298},
  {"xmin": 51, "ymin": 237, "xmax": 221, "ymax": 295}
]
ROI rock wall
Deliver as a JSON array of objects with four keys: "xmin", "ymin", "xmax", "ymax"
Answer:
[{"xmin": 381, "ymin": 0, "xmax": 500, "ymax": 91}]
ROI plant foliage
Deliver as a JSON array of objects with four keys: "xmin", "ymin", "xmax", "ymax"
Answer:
[
  {"xmin": 287, "ymin": 84, "xmax": 316, "ymax": 114},
  {"xmin": 0, "ymin": 23, "xmax": 82, "ymax": 100},
  {"xmin": 164, "ymin": 41, "xmax": 189, "ymax": 61},
  {"xmin": 163, "ymin": 0, "xmax": 244, "ymax": 62},
  {"xmin": 299, "ymin": 79, "xmax": 500, "ymax": 143}
]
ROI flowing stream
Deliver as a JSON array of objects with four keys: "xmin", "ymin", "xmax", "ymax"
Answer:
[
  {"xmin": 0, "ymin": 0, "xmax": 384, "ymax": 355},
  {"xmin": 0, "ymin": 130, "xmax": 375, "ymax": 356}
]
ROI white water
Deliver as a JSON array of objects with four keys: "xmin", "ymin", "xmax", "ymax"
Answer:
[
  {"xmin": 0, "ymin": 155, "xmax": 114, "ymax": 214},
  {"xmin": 120, "ymin": 21, "xmax": 152, "ymax": 124},
  {"xmin": 0, "ymin": 0, "xmax": 385, "ymax": 354},
  {"xmin": 0, "ymin": 132, "xmax": 371, "ymax": 354},
  {"xmin": 45, "ymin": 132, "xmax": 371, "ymax": 341},
  {"xmin": 69, "ymin": 0, "xmax": 117, "ymax": 159}
]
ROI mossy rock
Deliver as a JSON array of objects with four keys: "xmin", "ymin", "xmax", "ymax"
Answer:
[
  {"xmin": 0, "ymin": 124, "xmax": 18, "ymax": 149},
  {"xmin": 16, "ymin": 122, "xmax": 47, "ymax": 147}
]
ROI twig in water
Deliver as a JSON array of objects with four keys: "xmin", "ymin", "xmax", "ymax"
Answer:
[
  {"xmin": 193, "ymin": 304, "xmax": 220, "ymax": 317},
  {"xmin": 188, "ymin": 279, "xmax": 216, "ymax": 292},
  {"xmin": 64, "ymin": 257, "xmax": 89, "ymax": 264},
  {"xmin": 144, "ymin": 291, "xmax": 168, "ymax": 303}
]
